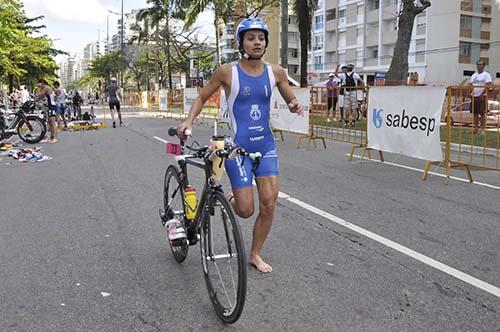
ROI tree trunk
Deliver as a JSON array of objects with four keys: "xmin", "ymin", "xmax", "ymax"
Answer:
[
  {"xmin": 280, "ymin": 0, "xmax": 288, "ymax": 69},
  {"xmin": 215, "ymin": 16, "xmax": 223, "ymax": 66},
  {"xmin": 387, "ymin": 0, "xmax": 431, "ymax": 84},
  {"xmin": 299, "ymin": 32, "xmax": 308, "ymax": 87},
  {"xmin": 166, "ymin": 17, "xmax": 173, "ymax": 90}
]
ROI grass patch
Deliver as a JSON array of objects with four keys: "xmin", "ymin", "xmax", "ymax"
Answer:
[{"xmin": 441, "ymin": 126, "xmax": 500, "ymax": 149}]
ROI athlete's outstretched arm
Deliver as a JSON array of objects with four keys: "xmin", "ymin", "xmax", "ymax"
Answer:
[
  {"xmin": 177, "ymin": 65, "xmax": 229, "ymax": 138},
  {"xmin": 274, "ymin": 65, "xmax": 304, "ymax": 116}
]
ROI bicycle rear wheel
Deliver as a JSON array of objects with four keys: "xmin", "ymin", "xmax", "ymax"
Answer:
[
  {"xmin": 163, "ymin": 165, "xmax": 189, "ymax": 263},
  {"xmin": 199, "ymin": 190, "xmax": 247, "ymax": 324},
  {"xmin": 17, "ymin": 115, "xmax": 46, "ymax": 144}
]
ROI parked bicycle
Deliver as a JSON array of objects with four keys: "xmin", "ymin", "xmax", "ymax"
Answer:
[
  {"xmin": 160, "ymin": 126, "xmax": 261, "ymax": 323},
  {"xmin": 0, "ymin": 103, "xmax": 46, "ymax": 144}
]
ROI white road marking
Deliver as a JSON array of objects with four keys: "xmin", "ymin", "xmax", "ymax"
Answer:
[
  {"xmin": 60, "ymin": 303, "xmax": 65, "ymax": 306},
  {"xmin": 284, "ymin": 194, "xmax": 500, "ymax": 299},
  {"xmin": 349, "ymin": 154, "xmax": 500, "ymax": 191},
  {"xmin": 101, "ymin": 292, "xmax": 111, "ymax": 297},
  {"xmin": 153, "ymin": 136, "xmax": 168, "ymax": 144},
  {"xmin": 327, "ymin": 263, "xmax": 334, "ymax": 267},
  {"xmin": 153, "ymin": 135, "xmax": 500, "ymax": 298}
]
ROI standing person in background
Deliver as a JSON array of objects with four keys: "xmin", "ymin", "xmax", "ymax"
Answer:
[
  {"xmin": 106, "ymin": 77, "xmax": 123, "ymax": 128},
  {"xmin": 335, "ymin": 64, "xmax": 364, "ymax": 127},
  {"xmin": 325, "ymin": 73, "xmax": 338, "ymax": 123},
  {"xmin": 73, "ymin": 91, "xmax": 83, "ymax": 120},
  {"xmin": 36, "ymin": 79, "xmax": 58, "ymax": 143},
  {"xmin": 54, "ymin": 81, "xmax": 67, "ymax": 129},
  {"xmin": 20, "ymin": 85, "xmax": 30, "ymax": 105},
  {"xmin": 469, "ymin": 60, "xmax": 492, "ymax": 134}
]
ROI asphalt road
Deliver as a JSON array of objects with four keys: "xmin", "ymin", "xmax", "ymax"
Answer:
[{"xmin": 1, "ymin": 108, "xmax": 499, "ymax": 331}]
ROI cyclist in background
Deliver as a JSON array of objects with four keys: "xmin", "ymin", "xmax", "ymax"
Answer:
[{"xmin": 177, "ymin": 18, "xmax": 303, "ymax": 273}]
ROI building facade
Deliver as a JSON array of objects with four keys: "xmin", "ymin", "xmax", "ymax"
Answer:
[{"xmin": 268, "ymin": 0, "xmax": 500, "ymax": 84}]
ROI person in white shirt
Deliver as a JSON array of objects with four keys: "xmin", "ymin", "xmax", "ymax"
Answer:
[
  {"xmin": 20, "ymin": 86, "xmax": 30, "ymax": 104},
  {"xmin": 334, "ymin": 64, "xmax": 364, "ymax": 127},
  {"xmin": 469, "ymin": 60, "xmax": 492, "ymax": 134}
]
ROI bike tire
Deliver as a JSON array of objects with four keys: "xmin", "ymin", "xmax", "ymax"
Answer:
[
  {"xmin": 163, "ymin": 165, "xmax": 189, "ymax": 263},
  {"xmin": 17, "ymin": 115, "xmax": 47, "ymax": 144},
  {"xmin": 199, "ymin": 190, "xmax": 247, "ymax": 324}
]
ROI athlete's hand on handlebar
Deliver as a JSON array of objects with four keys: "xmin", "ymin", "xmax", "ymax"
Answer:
[{"xmin": 176, "ymin": 122, "xmax": 192, "ymax": 140}]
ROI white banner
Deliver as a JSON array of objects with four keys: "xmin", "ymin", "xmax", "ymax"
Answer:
[
  {"xmin": 141, "ymin": 91, "xmax": 148, "ymax": 110},
  {"xmin": 159, "ymin": 89, "xmax": 168, "ymax": 110},
  {"xmin": 219, "ymin": 89, "xmax": 230, "ymax": 123},
  {"xmin": 270, "ymin": 88, "xmax": 310, "ymax": 135},
  {"xmin": 183, "ymin": 88, "xmax": 198, "ymax": 114},
  {"xmin": 367, "ymin": 86, "xmax": 446, "ymax": 161}
]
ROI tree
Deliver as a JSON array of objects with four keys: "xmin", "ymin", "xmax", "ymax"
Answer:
[
  {"xmin": 88, "ymin": 51, "xmax": 127, "ymax": 85},
  {"xmin": 292, "ymin": 0, "xmax": 317, "ymax": 87},
  {"xmin": 280, "ymin": 0, "xmax": 288, "ymax": 68},
  {"xmin": 184, "ymin": 0, "xmax": 279, "ymax": 66},
  {"xmin": 386, "ymin": 0, "xmax": 431, "ymax": 84},
  {"xmin": 0, "ymin": 0, "xmax": 61, "ymax": 91}
]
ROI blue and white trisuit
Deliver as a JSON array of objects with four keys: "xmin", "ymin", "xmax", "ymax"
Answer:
[{"xmin": 224, "ymin": 63, "xmax": 279, "ymax": 189}]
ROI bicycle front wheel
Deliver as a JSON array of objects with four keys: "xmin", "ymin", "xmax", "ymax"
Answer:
[
  {"xmin": 199, "ymin": 190, "xmax": 247, "ymax": 324},
  {"xmin": 17, "ymin": 115, "xmax": 46, "ymax": 144},
  {"xmin": 163, "ymin": 165, "xmax": 189, "ymax": 263}
]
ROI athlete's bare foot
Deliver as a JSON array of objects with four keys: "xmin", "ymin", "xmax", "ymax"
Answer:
[{"xmin": 249, "ymin": 255, "xmax": 272, "ymax": 273}]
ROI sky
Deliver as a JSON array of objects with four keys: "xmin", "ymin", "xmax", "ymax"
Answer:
[{"xmin": 21, "ymin": 0, "xmax": 214, "ymax": 58}]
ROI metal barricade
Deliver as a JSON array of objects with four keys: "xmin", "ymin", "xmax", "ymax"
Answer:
[
  {"xmin": 304, "ymin": 86, "xmax": 382, "ymax": 159},
  {"xmin": 423, "ymin": 84, "xmax": 500, "ymax": 183}
]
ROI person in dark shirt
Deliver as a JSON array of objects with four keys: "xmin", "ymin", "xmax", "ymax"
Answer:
[{"xmin": 107, "ymin": 77, "xmax": 122, "ymax": 128}]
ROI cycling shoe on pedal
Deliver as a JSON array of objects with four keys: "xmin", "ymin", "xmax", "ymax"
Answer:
[{"xmin": 165, "ymin": 218, "xmax": 187, "ymax": 244}]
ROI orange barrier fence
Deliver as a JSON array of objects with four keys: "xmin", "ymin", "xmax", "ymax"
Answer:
[{"xmin": 423, "ymin": 84, "xmax": 500, "ymax": 182}]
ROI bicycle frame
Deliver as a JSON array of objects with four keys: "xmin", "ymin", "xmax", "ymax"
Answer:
[{"xmin": 176, "ymin": 152, "xmax": 222, "ymax": 241}]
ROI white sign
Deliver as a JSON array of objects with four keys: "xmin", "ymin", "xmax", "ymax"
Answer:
[
  {"xmin": 270, "ymin": 88, "xmax": 310, "ymax": 135},
  {"xmin": 183, "ymin": 88, "xmax": 198, "ymax": 114},
  {"xmin": 141, "ymin": 91, "xmax": 148, "ymax": 110},
  {"xmin": 159, "ymin": 89, "xmax": 168, "ymax": 110},
  {"xmin": 368, "ymin": 86, "xmax": 446, "ymax": 161},
  {"xmin": 219, "ymin": 89, "xmax": 230, "ymax": 123}
]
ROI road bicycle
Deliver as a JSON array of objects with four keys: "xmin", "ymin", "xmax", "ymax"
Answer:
[
  {"xmin": 0, "ymin": 103, "xmax": 47, "ymax": 144},
  {"xmin": 160, "ymin": 126, "xmax": 261, "ymax": 323}
]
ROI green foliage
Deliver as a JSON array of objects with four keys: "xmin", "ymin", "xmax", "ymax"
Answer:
[
  {"xmin": 88, "ymin": 51, "xmax": 127, "ymax": 81},
  {"xmin": 0, "ymin": 0, "xmax": 61, "ymax": 89}
]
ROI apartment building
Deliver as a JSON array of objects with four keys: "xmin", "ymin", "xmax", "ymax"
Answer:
[{"xmin": 307, "ymin": 0, "xmax": 500, "ymax": 84}]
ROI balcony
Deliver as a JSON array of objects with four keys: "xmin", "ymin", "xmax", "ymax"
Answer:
[
  {"xmin": 366, "ymin": 10, "xmax": 378, "ymax": 23},
  {"xmin": 314, "ymin": 64, "xmax": 324, "ymax": 70},
  {"xmin": 365, "ymin": 59, "xmax": 378, "ymax": 67},
  {"xmin": 325, "ymin": 19, "xmax": 337, "ymax": 31},
  {"xmin": 365, "ymin": 32, "xmax": 378, "ymax": 47},
  {"xmin": 461, "ymin": 1, "xmax": 472, "ymax": 12},
  {"xmin": 325, "ymin": 40, "xmax": 337, "ymax": 52},
  {"xmin": 460, "ymin": 28, "xmax": 472, "ymax": 38},
  {"xmin": 480, "ymin": 31, "xmax": 490, "ymax": 40},
  {"xmin": 459, "ymin": 55, "xmax": 471, "ymax": 64},
  {"xmin": 382, "ymin": 29, "xmax": 397, "ymax": 45}
]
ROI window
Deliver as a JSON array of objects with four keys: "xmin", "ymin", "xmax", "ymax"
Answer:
[
  {"xmin": 460, "ymin": 15, "xmax": 472, "ymax": 29},
  {"xmin": 368, "ymin": 0, "xmax": 380, "ymax": 11},
  {"xmin": 326, "ymin": 9, "xmax": 336, "ymax": 21},
  {"xmin": 288, "ymin": 31, "xmax": 298, "ymax": 39},
  {"xmin": 314, "ymin": 34, "xmax": 324, "ymax": 50},
  {"xmin": 459, "ymin": 42, "xmax": 471, "ymax": 56},
  {"xmin": 315, "ymin": 15, "xmax": 324, "ymax": 30},
  {"xmin": 339, "ymin": 9, "xmax": 346, "ymax": 18},
  {"xmin": 291, "ymin": 49, "xmax": 298, "ymax": 58}
]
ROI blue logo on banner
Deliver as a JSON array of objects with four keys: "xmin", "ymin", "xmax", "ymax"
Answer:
[{"xmin": 372, "ymin": 109, "xmax": 383, "ymax": 128}]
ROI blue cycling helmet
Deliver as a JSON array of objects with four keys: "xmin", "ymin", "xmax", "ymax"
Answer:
[{"xmin": 236, "ymin": 18, "xmax": 269, "ymax": 49}]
